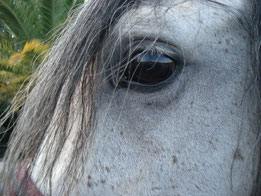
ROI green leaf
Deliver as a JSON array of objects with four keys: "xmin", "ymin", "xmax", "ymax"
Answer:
[
  {"xmin": 39, "ymin": 0, "xmax": 84, "ymax": 37},
  {"xmin": 0, "ymin": 0, "xmax": 41, "ymax": 42},
  {"xmin": 0, "ymin": 0, "xmax": 28, "ymax": 41}
]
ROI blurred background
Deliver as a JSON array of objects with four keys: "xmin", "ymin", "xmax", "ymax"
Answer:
[{"xmin": 0, "ymin": 0, "xmax": 84, "ymax": 158}]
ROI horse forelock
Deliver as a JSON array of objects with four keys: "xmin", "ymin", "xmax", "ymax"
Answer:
[
  {"xmin": 1, "ymin": 0, "xmax": 261, "ymax": 195},
  {"xmin": 1, "ymin": 0, "xmax": 140, "ymax": 194}
]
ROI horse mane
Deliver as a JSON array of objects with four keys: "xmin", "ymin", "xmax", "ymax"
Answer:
[
  {"xmin": 0, "ymin": 0, "xmax": 260, "ymax": 195},
  {"xmin": 1, "ymin": 0, "xmax": 140, "ymax": 194},
  {"xmin": 251, "ymin": 1, "xmax": 261, "ymax": 194}
]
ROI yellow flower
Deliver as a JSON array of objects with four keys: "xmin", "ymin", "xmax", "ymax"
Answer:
[
  {"xmin": 8, "ymin": 53, "xmax": 22, "ymax": 65},
  {"xmin": 8, "ymin": 40, "xmax": 50, "ymax": 65},
  {"xmin": 22, "ymin": 40, "xmax": 42, "ymax": 54}
]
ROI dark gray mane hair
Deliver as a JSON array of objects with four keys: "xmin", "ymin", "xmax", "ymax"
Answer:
[
  {"xmin": 251, "ymin": 1, "xmax": 261, "ymax": 194},
  {"xmin": 1, "ymin": 0, "xmax": 261, "ymax": 195}
]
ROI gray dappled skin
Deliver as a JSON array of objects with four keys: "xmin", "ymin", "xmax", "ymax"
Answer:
[
  {"xmin": 30, "ymin": 0, "xmax": 261, "ymax": 195},
  {"xmin": 1, "ymin": 0, "xmax": 260, "ymax": 195}
]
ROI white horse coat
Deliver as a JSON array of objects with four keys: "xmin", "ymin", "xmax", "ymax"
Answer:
[{"xmin": 1, "ymin": 0, "xmax": 260, "ymax": 195}]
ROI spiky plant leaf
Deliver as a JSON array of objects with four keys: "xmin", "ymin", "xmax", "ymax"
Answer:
[
  {"xmin": 0, "ymin": 39, "xmax": 49, "ymax": 106},
  {"xmin": 0, "ymin": 39, "xmax": 15, "ymax": 58},
  {"xmin": 39, "ymin": 0, "xmax": 84, "ymax": 36},
  {"xmin": 0, "ymin": 0, "xmax": 41, "ymax": 42}
]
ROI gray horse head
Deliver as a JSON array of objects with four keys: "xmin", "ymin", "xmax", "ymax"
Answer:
[{"xmin": 1, "ymin": 0, "xmax": 261, "ymax": 195}]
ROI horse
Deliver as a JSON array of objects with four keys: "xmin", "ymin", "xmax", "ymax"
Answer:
[{"xmin": 1, "ymin": 0, "xmax": 261, "ymax": 195}]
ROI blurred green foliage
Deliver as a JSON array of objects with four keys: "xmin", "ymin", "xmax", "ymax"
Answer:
[
  {"xmin": 0, "ymin": 0, "xmax": 84, "ymax": 42},
  {"xmin": 0, "ymin": 0, "xmax": 84, "ymax": 157}
]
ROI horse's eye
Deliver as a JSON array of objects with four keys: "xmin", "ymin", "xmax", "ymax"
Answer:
[{"xmin": 118, "ymin": 51, "xmax": 176, "ymax": 88}]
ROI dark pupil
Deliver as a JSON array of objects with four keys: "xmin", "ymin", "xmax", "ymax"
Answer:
[{"xmin": 123, "ymin": 52, "xmax": 176, "ymax": 85}]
